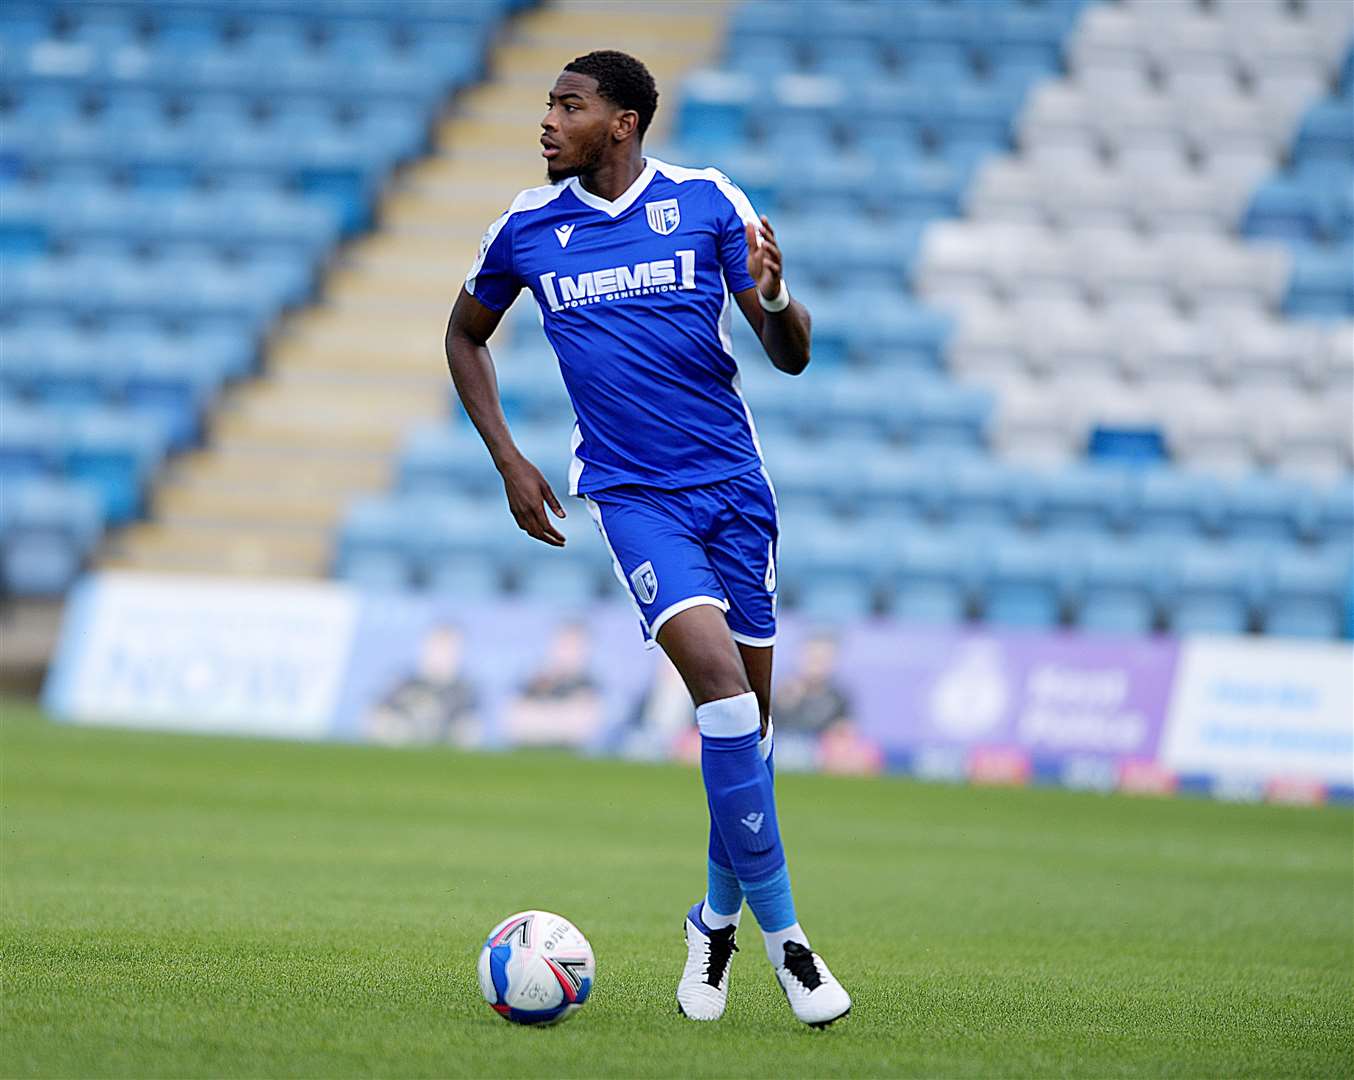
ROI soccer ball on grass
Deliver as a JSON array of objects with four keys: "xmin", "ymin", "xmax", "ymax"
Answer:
[{"xmin": 477, "ymin": 910, "xmax": 595, "ymax": 1025}]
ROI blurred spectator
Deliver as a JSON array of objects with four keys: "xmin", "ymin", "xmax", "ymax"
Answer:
[
  {"xmin": 617, "ymin": 651, "xmax": 695, "ymax": 760},
  {"xmin": 364, "ymin": 623, "xmax": 480, "ymax": 747},
  {"xmin": 775, "ymin": 633, "xmax": 883, "ymax": 774},
  {"xmin": 503, "ymin": 621, "xmax": 602, "ymax": 747},
  {"xmin": 774, "ymin": 633, "xmax": 855, "ymax": 735}
]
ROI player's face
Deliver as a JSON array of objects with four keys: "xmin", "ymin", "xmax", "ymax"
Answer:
[{"xmin": 541, "ymin": 72, "xmax": 616, "ymax": 183}]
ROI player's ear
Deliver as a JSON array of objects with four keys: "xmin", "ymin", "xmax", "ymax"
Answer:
[{"xmin": 612, "ymin": 109, "xmax": 639, "ymax": 142}]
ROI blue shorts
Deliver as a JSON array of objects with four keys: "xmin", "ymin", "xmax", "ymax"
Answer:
[{"xmin": 584, "ymin": 467, "xmax": 779, "ymax": 649}]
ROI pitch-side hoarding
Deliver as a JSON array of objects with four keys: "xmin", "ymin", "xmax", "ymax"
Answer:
[{"xmin": 43, "ymin": 573, "xmax": 1354, "ymax": 804}]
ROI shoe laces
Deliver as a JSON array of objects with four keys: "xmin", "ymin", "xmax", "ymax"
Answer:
[
  {"xmin": 704, "ymin": 925, "xmax": 738, "ymax": 987},
  {"xmin": 782, "ymin": 941, "xmax": 822, "ymax": 990}
]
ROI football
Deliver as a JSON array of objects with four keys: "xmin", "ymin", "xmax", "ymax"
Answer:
[{"xmin": 477, "ymin": 910, "xmax": 596, "ymax": 1025}]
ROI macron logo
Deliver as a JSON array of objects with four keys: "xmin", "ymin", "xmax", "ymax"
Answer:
[
  {"xmin": 554, "ymin": 224, "xmax": 575, "ymax": 248},
  {"xmin": 740, "ymin": 812, "xmax": 765, "ymax": 835}
]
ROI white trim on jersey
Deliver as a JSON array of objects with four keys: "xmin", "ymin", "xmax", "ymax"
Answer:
[
  {"xmin": 566, "ymin": 158, "xmax": 658, "ymax": 218},
  {"xmin": 730, "ymin": 368, "xmax": 767, "ymax": 465},
  {"xmin": 649, "ymin": 158, "xmax": 761, "ymax": 235},
  {"xmin": 568, "ymin": 422, "xmax": 586, "ymax": 496},
  {"xmin": 464, "ymin": 182, "xmax": 571, "ymax": 296}
]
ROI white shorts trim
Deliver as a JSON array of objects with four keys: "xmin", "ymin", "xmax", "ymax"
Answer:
[
  {"xmin": 584, "ymin": 496, "xmax": 650, "ymax": 631},
  {"xmin": 650, "ymin": 595, "xmax": 729, "ymax": 640},
  {"xmin": 730, "ymin": 630, "xmax": 777, "ymax": 647}
]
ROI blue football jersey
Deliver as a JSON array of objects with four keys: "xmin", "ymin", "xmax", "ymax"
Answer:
[{"xmin": 465, "ymin": 157, "xmax": 767, "ymax": 496}]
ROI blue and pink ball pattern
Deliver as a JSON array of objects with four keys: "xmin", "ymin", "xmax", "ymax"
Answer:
[{"xmin": 477, "ymin": 910, "xmax": 596, "ymax": 1026}]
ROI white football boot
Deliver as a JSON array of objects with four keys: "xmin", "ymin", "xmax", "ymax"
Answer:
[
  {"xmin": 774, "ymin": 941, "xmax": 851, "ymax": 1027},
  {"xmin": 676, "ymin": 903, "xmax": 739, "ymax": 1021}
]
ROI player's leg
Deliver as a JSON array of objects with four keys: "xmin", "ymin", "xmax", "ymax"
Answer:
[
  {"xmin": 583, "ymin": 490, "xmax": 747, "ymax": 1020},
  {"xmin": 658, "ymin": 603, "xmax": 848, "ymax": 1026},
  {"xmin": 698, "ymin": 469, "xmax": 850, "ymax": 1026},
  {"xmin": 700, "ymin": 640, "xmax": 774, "ymax": 929}
]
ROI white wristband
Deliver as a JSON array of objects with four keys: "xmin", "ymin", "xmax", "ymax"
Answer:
[{"xmin": 758, "ymin": 279, "xmax": 790, "ymax": 312}]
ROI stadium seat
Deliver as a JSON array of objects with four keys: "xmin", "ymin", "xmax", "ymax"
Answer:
[
  {"xmin": 886, "ymin": 529, "xmax": 973, "ymax": 623},
  {"xmin": 981, "ymin": 534, "xmax": 1066, "ymax": 627},
  {"xmin": 1166, "ymin": 544, "xmax": 1258, "ymax": 635},
  {"xmin": 1263, "ymin": 550, "xmax": 1352, "ymax": 638},
  {"xmin": 1221, "ymin": 474, "xmax": 1307, "ymax": 543},
  {"xmin": 1075, "ymin": 540, "xmax": 1159, "ymax": 635}
]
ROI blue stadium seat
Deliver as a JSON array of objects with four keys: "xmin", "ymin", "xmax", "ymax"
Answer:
[
  {"xmin": 886, "ymin": 528, "xmax": 973, "ymax": 623},
  {"xmin": 981, "ymin": 534, "xmax": 1066, "ymax": 627},
  {"xmin": 1033, "ymin": 464, "xmax": 1133, "ymax": 535},
  {"xmin": 335, "ymin": 495, "xmax": 411, "ymax": 575},
  {"xmin": 986, "ymin": 6, "xmax": 1068, "ymax": 71},
  {"xmin": 1315, "ymin": 483, "xmax": 1354, "ymax": 546},
  {"xmin": 1075, "ymin": 540, "xmax": 1159, "ymax": 635},
  {"xmin": 906, "ymin": 381, "xmax": 993, "ymax": 449},
  {"xmin": 1294, "ymin": 99, "xmax": 1354, "ymax": 163},
  {"xmin": 858, "ymin": 452, "xmax": 950, "ymax": 520},
  {"xmin": 1285, "ymin": 245, "xmax": 1354, "ymax": 317},
  {"xmin": 399, "ymin": 425, "xmax": 501, "ymax": 496},
  {"xmin": 796, "ymin": 577, "xmax": 876, "ymax": 621},
  {"xmin": 0, "ymin": 405, "xmax": 64, "ymax": 475},
  {"xmin": 63, "ymin": 409, "xmax": 168, "ymax": 523},
  {"xmin": 514, "ymin": 559, "xmax": 599, "ymax": 607},
  {"xmin": 411, "ymin": 497, "xmax": 517, "ymax": 581},
  {"xmin": 1263, "ymin": 550, "xmax": 1352, "ymax": 638},
  {"xmin": 1135, "ymin": 470, "xmax": 1226, "ymax": 538},
  {"xmin": 678, "ymin": 71, "xmax": 753, "ymax": 147},
  {"xmin": 337, "ymin": 549, "xmax": 412, "ymax": 591},
  {"xmin": 1166, "ymin": 544, "xmax": 1259, "ymax": 635},
  {"xmin": 425, "ymin": 552, "xmax": 504, "ymax": 600},
  {"xmin": 1242, "ymin": 178, "xmax": 1319, "ymax": 244},
  {"xmin": 1221, "ymin": 475, "xmax": 1307, "ymax": 543},
  {"xmin": 779, "ymin": 515, "xmax": 879, "ymax": 596},
  {"xmin": 944, "ymin": 458, "xmax": 1033, "ymax": 527}
]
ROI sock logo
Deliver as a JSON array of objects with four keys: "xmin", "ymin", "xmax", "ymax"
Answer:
[{"xmin": 740, "ymin": 812, "xmax": 765, "ymax": 834}]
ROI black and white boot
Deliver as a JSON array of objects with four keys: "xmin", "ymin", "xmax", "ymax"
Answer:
[
  {"xmin": 676, "ymin": 903, "xmax": 739, "ymax": 1021},
  {"xmin": 774, "ymin": 941, "xmax": 851, "ymax": 1027}
]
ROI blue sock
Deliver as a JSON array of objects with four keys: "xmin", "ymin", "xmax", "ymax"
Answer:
[
  {"xmin": 706, "ymin": 718, "xmax": 776, "ymax": 912},
  {"xmin": 704, "ymin": 859, "xmax": 742, "ymax": 922},
  {"xmin": 698, "ymin": 695, "xmax": 796, "ymax": 934},
  {"xmin": 743, "ymin": 865, "xmax": 797, "ymax": 933}
]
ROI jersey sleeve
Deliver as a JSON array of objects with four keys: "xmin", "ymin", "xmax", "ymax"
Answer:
[
  {"xmin": 464, "ymin": 209, "xmax": 521, "ymax": 312},
  {"xmin": 711, "ymin": 172, "xmax": 759, "ymax": 295}
]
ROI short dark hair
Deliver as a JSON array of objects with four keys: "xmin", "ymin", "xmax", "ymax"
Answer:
[{"xmin": 564, "ymin": 49, "xmax": 659, "ymax": 141}]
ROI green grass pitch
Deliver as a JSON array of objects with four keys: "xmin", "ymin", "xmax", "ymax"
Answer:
[{"xmin": 2, "ymin": 697, "xmax": 1351, "ymax": 1078}]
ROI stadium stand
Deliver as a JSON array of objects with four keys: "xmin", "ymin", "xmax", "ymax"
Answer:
[
  {"xmin": 2, "ymin": 0, "xmax": 1351, "ymax": 643},
  {"xmin": 349, "ymin": 0, "xmax": 1351, "ymax": 639},
  {"xmin": 0, "ymin": 0, "xmax": 529, "ymax": 590}
]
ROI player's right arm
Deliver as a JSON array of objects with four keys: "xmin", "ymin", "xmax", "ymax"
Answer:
[{"xmin": 445, "ymin": 288, "xmax": 567, "ymax": 547}]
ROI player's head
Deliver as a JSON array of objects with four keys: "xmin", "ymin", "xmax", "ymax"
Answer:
[
  {"xmin": 541, "ymin": 49, "xmax": 658, "ymax": 183},
  {"xmin": 418, "ymin": 623, "xmax": 465, "ymax": 680},
  {"xmin": 801, "ymin": 633, "xmax": 840, "ymax": 680}
]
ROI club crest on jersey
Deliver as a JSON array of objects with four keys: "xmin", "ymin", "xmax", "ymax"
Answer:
[
  {"xmin": 630, "ymin": 560, "xmax": 659, "ymax": 605},
  {"xmin": 645, "ymin": 199, "xmax": 680, "ymax": 236}
]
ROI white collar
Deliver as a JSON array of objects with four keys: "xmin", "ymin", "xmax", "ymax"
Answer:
[{"xmin": 567, "ymin": 158, "xmax": 658, "ymax": 218}]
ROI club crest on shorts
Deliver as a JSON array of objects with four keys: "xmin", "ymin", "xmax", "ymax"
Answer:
[
  {"xmin": 630, "ymin": 560, "xmax": 659, "ymax": 604},
  {"xmin": 645, "ymin": 199, "xmax": 680, "ymax": 236}
]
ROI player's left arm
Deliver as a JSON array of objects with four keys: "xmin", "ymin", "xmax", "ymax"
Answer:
[{"xmin": 734, "ymin": 215, "xmax": 811, "ymax": 376}]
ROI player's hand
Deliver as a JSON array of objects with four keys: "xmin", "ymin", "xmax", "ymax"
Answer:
[
  {"xmin": 498, "ymin": 453, "xmax": 567, "ymax": 547},
  {"xmin": 745, "ymin": 215, "xmax": 783, "ymax": 302}
]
